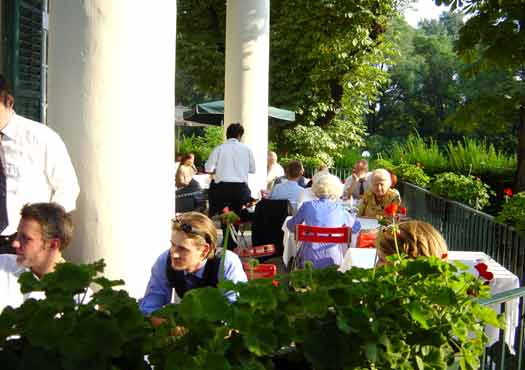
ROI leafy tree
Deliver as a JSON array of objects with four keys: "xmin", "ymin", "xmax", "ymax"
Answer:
[
  {"xmin": 176, "ymin": 0, "xmax": 400, "ymax": 161},
  {"xmin": 434, "ymin": 0, "xmax": 525, "ymax": 191}
]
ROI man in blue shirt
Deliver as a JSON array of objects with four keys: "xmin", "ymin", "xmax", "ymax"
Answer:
[
  {"xmin": 269, "ymin": 160, "xmax": 305, "ymax": 212},
  {"xmin": 139, "ymin": 212, "xmax": 247, "ymax": 315}
]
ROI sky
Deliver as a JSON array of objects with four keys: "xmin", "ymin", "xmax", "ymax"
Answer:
[{"xmin": 403, "ymin": 0, "xmax": 451, "ymax": 28}]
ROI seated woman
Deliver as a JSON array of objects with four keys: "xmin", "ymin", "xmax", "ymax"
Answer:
[
  {"xmin": 175, "ymin": 153, "xmax": 205, "ymax": 212},
  {"xmin": 287, "ymin": 174, "xmax": 361, "ymax": 269},
  {"xmin": 358, "ymin": 169, "xmax": 401, "ymax": 218},
  {"xmin": 376, "ymin": 220, "xmax": 448, "ymax": 266},
  {"xmin": 139, "ymin": 212, "xmax": 247, "ymax": 315}
]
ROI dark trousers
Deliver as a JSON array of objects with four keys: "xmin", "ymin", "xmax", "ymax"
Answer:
[
  {"xmin": 0, "ymin": 234, "xmax": 16, "ymax": 254},
  {"xmin": 208, "ymin": 181, "xmax": 251, "ymax": 250}
]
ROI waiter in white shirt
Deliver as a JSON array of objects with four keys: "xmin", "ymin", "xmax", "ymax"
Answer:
[
  {"xmin": 0, "ymin": 75, "xmax": 79, "ymax": 254},
  {"xmin": 205, "ymin": 123, "xmax": 255, "ymax": 247}
]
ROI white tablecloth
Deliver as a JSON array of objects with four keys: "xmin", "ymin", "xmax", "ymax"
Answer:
[
  {"xmin": 282, "ymin": 217, "xmax": 379, "ymax": 266},
  {"xmin": 193, "ymin": 173, "xmax": 211, "ymax": 190},
  {"xmin": 339, "ymin": 249, "xmax": 520, "ymax": 353}
]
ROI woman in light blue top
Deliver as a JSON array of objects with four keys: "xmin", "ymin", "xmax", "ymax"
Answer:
[{"xmin": 287, "ymin": 174, "xmax": 360, "ymax": 269}]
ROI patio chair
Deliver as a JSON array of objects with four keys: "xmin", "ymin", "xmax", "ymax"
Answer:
[
  {"xmin": 242, "ymin": 262, "xmax": 277, "ymax": 280},
  {"xmin": 293, "ymin": 224, "xmax": 351, "ymax": 270},
  {"xmin": 251, "ymin": 199, "xmax": 292, "ymax": 258}
]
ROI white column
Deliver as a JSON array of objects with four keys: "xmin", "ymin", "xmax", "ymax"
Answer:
[
  {"xmin": 224, "ymin": 0, "xmax": 270, "ymax": 197},
  {"xmin": 47, "ymin": 1, "xmax": 176, "ymax": 298}
]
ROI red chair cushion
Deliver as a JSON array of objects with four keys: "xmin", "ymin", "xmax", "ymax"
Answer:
[
  {"xmin": 357, "ymin": 230, "xmax": 378, "ymax": 248},
  {"xmin": 295, "ymin": 224, "xmax": 350, "ymax": 244}
]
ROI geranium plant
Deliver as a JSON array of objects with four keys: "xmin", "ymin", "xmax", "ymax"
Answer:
[
  {"xmin": 430, "ymin": 172, "xmax": 493, "ymax": 210},
  {"xmin": 496, "ymin": 191, "xmax": 525, "ymax": 234}
]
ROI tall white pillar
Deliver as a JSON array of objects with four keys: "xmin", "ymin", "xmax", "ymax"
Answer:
[
  {"xmin": 224, "ymin": 0, "xmax": 270, "ymax": 196},
  {"xmin": 47, "ymin": 1, "xmax": 176, "ymax": 298}
]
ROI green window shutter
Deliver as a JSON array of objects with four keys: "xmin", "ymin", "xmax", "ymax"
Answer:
[{"xmin": 7, "ymin": 0, "xmax": 43, "ymax": 122}]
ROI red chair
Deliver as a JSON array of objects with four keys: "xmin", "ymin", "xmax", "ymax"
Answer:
[
  {"xmin": 356, "ymin": 230, "xmax": 378, "ymax": 249},
  {"xmin": 293, "ymin": 225, "xmax": 351, "ymax": 269},
  {"xmin": 242, "ymin": 262, "xmax": 277, "ymax": 280},
  {"xmin": 235, "ymin": 244, "xmax": 276, "ymax": 259}
]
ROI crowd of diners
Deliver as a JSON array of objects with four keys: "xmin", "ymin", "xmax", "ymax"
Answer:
[{"xmin": 0, "ymin": 118, "xmax": 448, "ymax": 317}]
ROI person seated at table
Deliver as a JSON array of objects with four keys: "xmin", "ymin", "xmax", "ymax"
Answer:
[
  {"xmin": 175, "ymin": 153, "xmax": 197, "ymax": 189},
  {"xmin": 358, "ymin": 169, "xmax": 401, "ymax": 218},
  {"xmin": 287, "ymin": 174, "xmax": 361, "ymax": 269},
  {"xmin": 266, "ymin": 151, "xmax": 285, "ymax": 191},
  {"xmin": 139, "ymin": 212, "xmax": 247, "ymax": 315},
  {"xmin": 343, "ymin": 159, "xmax": 371, "ymax": 200},
  {"xmin": 376, "ymin": 220, "xmax": 448, "ymax": 266},
  {"xmin": 269, "ymin": 160, "xmax": 305, "ymax": 212}
]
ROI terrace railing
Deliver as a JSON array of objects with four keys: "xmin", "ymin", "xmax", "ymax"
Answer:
[
  {"xmin": 399, "ymin": 181, "xmax": 525, "ymax": 284},
  {"xmin": 479, "ymin": 287, "xmax": 525, "ymax": 370}
]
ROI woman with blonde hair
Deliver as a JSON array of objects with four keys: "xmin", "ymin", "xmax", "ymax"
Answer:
[
  {"xmin": 139, "ymin": 212, "xmax": 247, "ymax": 314},
  {"xmin": 287, "ymin": 174, "xmax": 361, "ymax": 269},
  {"xmin": 376, "ymin": 220, "xmax": 448, "ymax": 266}
]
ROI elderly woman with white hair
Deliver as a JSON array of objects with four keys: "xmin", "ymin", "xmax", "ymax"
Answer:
[
  {"xmin": 358, "ymin": 168, "xmax": 401, "ymax": 218},
  {"xmin": 287, "ymin": 174, "xmax": 361, "ymax": 269}
]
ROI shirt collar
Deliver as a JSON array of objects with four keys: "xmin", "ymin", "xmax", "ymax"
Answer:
[
  {"xmin": 185, "ymin": 259, "xmax": 207, "ymax": 279},
  {"xmin": 226, "ymin": 138, "xmax": 239, "ymax": 144},
  {"xmin": 1, "ymin": 112, "xmax": 19, "ymax": 140}
]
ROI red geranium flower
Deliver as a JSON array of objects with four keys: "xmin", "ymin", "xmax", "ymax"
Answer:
[
  {"xmin": 272, "ymin": 279, "xmax": 279, "ymax": 287},
  {"xmin": 503, "ymin": 188, "xmax": 513, "ymax": 197},
  {"xmin": 475, "ymin": 262, "xmax": 494, "ymax": 281},
  {"xmin": 399, "ymin": 207, "xmax": 407, "ymax": 216},
  {"xmin": 384, "ymin": 203, "xmax": 398, "ymax": 216},
  {"xmin": 222, "ymin": 206, "xmax": 230, "ymax": 213},
  {"xmin": 441, "ymin": 253, "xmax": 448, "ymax": 259}
]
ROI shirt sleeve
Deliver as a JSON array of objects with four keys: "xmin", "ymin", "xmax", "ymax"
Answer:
[
  {"xmin": 221, "ymin": 251, "xmax": 248, "ymax": 303},
  {"xmin": 287, "ymin": 202, "xmax": 307, "ymax": 231},
  {"xmin": 45, "ymin": 132, "xmax": 80, "ymax": 212},
  {"xmin": 138, "ymin": 250, "xmax": 173, "ymax": 315},
  {"xmin": 205, "ymin": 146, "xmax": 220, "ymax": 174}
]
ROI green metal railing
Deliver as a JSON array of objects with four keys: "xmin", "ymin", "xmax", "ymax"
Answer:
[
  {"xmin": 399, "ymin": 181, "xmax": 525, "ymax": 283},
  {"xmin": 479, "ymin": 287, "xmax": 525, "ymax": 370}
]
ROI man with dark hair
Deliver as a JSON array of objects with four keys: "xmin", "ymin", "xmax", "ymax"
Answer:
[
  {"xmin": 205, "ymin": 123, "xmax": 255, "ymax": 248},
  {"xmin": 205, "ymin": 123, "xmax": 255, "ymax": 216},
  {"xmin": 0, "ymin": 75, "xmax": 79, "ymax": 254},
  {"xmin": 0, "ymin": 202, "xmax": 77, "ymax": 311},
  {"xmin": 269, "ymin": 160, "xmax": 305, "ymax": 212}
]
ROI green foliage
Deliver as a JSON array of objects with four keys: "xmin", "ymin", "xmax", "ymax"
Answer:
[
  {"xmin": 0, "ymin": 260, "xmax": 152, "ymax": 370},
  {"xmin": 446, "ymin": 138, "xmax": 516, "ymax": 178},
  {"xmin": 281, "ymin": 155, "xmax": 326, "ymax": 173},
  {"xmin": 177, "ymin": 127, "xmax": 223, "ymax": 166},
  {"xmin": 333, "ymin": 148, "xmax": 363, "ymax": 169},
  {"xmin": 430, "ymin": 172, "xmax": 493, "ymax": 210},
  {"xmin": 392, "ymin": 163, "xmax": 431, "ymax": 188},
  {"xmin": 389, "ymin": 134, "xmax": 448, "ymax": 175},
  {"xmin": 149, "ymin": 258, "xmax": 500, "ymax": 370},
  {"xmin": 370, "ymin": 157, "xmax": 396, "ymax": 172},
  {"xmin": 496, "ymin": 192, "xmax": 525, "ymax": 234}
]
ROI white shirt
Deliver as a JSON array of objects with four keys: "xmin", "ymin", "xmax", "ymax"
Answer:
[
  {"xmin": 0, "ymin": 254, "xmax": 91, "ymax": 313},
  {"xmin": 205, "ymin": 138, "xmax": 255, "ymax": 183},
  {"xmin": 1, "ymin": 113, "xmax": 80, "ymax": 235},
  {"xmin": 267, "ymin": 162, "xmax": 285, "ymax": 189},
  {"xmin": 0, "ymin": 254, "xmax": 44, "ymax": 312},
  {"xmin": 343, "ymin": 172, "xmax": 371, "ymax": 199}
]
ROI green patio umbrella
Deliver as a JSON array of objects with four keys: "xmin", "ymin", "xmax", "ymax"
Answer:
[{"xmin": 183, "ymin": 100, "xmax": 295, "ymax": 126}]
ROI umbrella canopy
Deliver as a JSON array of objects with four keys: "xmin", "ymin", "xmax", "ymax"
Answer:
[{"xmin": 183, "ymin": 100, "xmax": 295, "ymax": 126}]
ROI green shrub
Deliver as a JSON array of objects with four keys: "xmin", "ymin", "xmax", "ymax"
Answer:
[
  {"xmin": 393, "ymin": 163, "xmax": 431, "ymax": 188},
  {"xmin": 496, "ymin": 192, "xmax": 525, "ymax": 234},
  {"xmin": 446, "ymin": 138, "xmax": 516, "ymax": 178},
  {"xmin": 389, "ymin": 134, "xmax": 448, "ymax": 174},
  {"xmin": 370, "ymin": 157, "xmax": 396, "ymax": 172},
  {"xmin": 430, "ymin": 172, "xmax": 493, "ymax": 210},
  {"xmin": 333, "ymin": 148, "xmax": 363, "ymax": 168},
  {"xmin": 177, "ymin": 127, "xmax": 223, "ymax": 166},
  {"xmin": 282, "ymin": 154, "xmax": 329, "ymax": 175}
]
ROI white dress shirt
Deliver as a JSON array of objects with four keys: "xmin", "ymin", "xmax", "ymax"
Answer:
[
  {"xmin": 267, "ymin": 162, "xmax": 285, "ymax": 189},
  {"xmin": 1, "ymin": 113, "xmax": 80, "ymax": 235},
  {"xmin": 0, "ymin": 254, "xmax": 91, "ymax": 313},
  {"xmin": 205, "ymin": 138, "xmax": 255, "ymax": 183}
]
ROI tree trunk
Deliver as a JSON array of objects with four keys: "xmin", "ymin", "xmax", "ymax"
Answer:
[
  {"xmin": 317, "ymin": 79, "xmax": 343, "ymax": 128},
  {"xmin": 514, "ymin": 98, "xmax": 525, "ymax": 192}
]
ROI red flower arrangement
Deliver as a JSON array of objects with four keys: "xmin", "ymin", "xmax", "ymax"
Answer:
[{"xmin": 503, "ymin": 188, "xmax": 513, "ymax": 197}]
